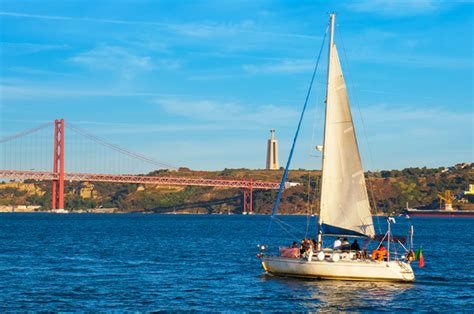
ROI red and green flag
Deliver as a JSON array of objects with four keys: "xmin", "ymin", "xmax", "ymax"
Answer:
[{"xmin": 416, "ymin": 246, "xmax": 424, "ymax": 268}]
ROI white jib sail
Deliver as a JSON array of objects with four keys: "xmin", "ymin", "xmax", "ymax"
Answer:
[{"xmin": 319, "ymin": 42, "xmax": 375, "ymax": 237}]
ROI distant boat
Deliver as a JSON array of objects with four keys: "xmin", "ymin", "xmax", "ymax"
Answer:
[
  {"xmin": 258, "ymin": 14, "xmax": 415, "ymax": 282},
  {"xmin": 405, "ymin": 192, "xmax": 474, "ymax": 217},
  {"xmin": 405, "ymin": 207, "xmax": 474, "ymax": 217}
]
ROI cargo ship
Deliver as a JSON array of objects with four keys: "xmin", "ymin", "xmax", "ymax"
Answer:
[
  {"xmin": 405, "ymin": 208, "xmax": 474, "ymax": 217},
  {"xmin": 405, "ymin": 187, "xmax": 474, "ymax": 217}
]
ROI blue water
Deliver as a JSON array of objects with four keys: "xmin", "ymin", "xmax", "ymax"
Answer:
[{"xmin": 0, "ymin": 214, "xmax": 473, "ymax": 311}]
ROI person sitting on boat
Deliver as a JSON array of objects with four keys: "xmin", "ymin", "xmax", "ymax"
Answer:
[
  {"xmin": 371, "ymin": 244, "xmax": 387, "ymax": 261},
  {"xmin": 280, "ymin": 246, "xmax": 300, "ymax": 258},
  {"xmin": 291, "ymin": 241, "xmax": 299, "ymax": 248},
  {"xmin": 300, "ymin": 239, "xmax": 311, "ymax": 255},
  {"xmin": 350, "ymin": 239, "xmax": 361, "ymax": 251},
  {"xmin": 333, "ymin": 237, "xmax": 342, "ymax": 250},
  {"xmin": 361, "ymin": 240, "xmax": 369, "ymax": 259},
  {"xmin": 350, "ymin": 239, "xmax": 361, "ymax": 258},
  {"xmin": 306, "ymin": 241, "xmax": 314, "ymax": 261},
  {"xmin": 341, "ymin": 237, "xmax": 350, "ymax": 251}
]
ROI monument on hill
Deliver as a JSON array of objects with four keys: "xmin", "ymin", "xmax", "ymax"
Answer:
[{"xmin": 266, "ymin": 129, "xmax": 279, "ymax": 170}]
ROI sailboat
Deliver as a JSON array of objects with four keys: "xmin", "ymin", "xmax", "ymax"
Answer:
[{"xmin": 258, "ymin": 14, "xmax": 416, "ymax": 282}]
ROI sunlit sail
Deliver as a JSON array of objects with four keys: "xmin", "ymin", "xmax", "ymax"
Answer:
[{"xmin": 319, "ymin": 41, "xmax": 374, "ymax": 238}]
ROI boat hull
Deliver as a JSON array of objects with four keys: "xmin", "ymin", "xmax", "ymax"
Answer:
[{"xmin": 261, "ymin": 256, "xmax": 415, "ymax": 282}]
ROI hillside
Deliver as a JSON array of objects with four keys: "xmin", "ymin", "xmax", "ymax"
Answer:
[{"xmin": 0, "ymin": 164, "xmax": 472, "ymax": 214}]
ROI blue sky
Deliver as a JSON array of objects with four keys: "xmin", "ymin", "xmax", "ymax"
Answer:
[{"xmin": 0, "ymin": 0, "xmax": 473, "ymax": 172}]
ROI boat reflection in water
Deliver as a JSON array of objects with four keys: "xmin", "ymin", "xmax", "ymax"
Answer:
[{"xmin": 260, "ymin": 275, "xmax": 414, "ymax": 311}]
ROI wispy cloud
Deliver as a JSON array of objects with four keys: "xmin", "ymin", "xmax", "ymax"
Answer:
[
  {"xmin": 168, "ymin": 20, "xmax": 320, "ymax": 40},
  {"xmin": 328, "ymin": 103, "xmax": 474, "ymax": 170},
  {"xmin": 335, "ymin": 28, "xmax": 473, "ymax": 69},
  {"xmin": 69, "ymin": 45, "xmax": 154, "ymax": 78},
  {"xmin": 154, "ymin": 97, "xmax": 299, "ymax": 125},
  {"xmin": 0, "ymin": 11, "xmax": 320, "ymax": 40},
  {"xmin": 355, "ymin": 104, "xmax": 472, "ymax": 152},
  {"xmin": 8, "ymin": 66, "xmax": 76, "ymax": 77},
  {"xmin": 348, "ymin": 47, "xmax": 474, "ymax": 69},
  {"xmin": 0, "ymin": 42, "xmax": 68, "ymax": 55},
  {"xmin": 0, "ymin": 11, "xmax": 171, "ymax": 27},
  {"xmin": 68, "ymin": 44, "xmax": 183, "ymax": 80},
  {"xmin": 0, "ymin": 83, "xmax": 177, "ymax": 100},
  {"xmin": 243, "ymin": 59, "xmax": 315, "ymax": 74},
  {"xmin": 346, "ymin": 0, "xmax": 457, "ymax": 17},
  {"xmin": 187, "ymin": 73, "xmax": 243, "ymax": 81},
  {"xmin": 68, "ymin": 120, "xmax": 230, "ymax": 135}
]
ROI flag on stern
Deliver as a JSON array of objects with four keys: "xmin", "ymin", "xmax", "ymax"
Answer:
[{"xmin": 416, "ymin": 246, "xmax": 424, "ymax": 268}]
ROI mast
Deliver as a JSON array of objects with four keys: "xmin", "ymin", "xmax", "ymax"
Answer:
[
  {"xmin": 317, "ymin": 13, "xmax": 335, "ymax": 250},
  {"xmin": 317, "ymin": 12, "xmax": 375, "ymax": 239}
]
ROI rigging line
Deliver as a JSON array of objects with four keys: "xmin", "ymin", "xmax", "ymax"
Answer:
[
  {"xmin": 313, "ymin": 174, "xmax": 320, "ymax": 239},
  {"xmin": 274, "ymin": 218, "xmax": 301, "ymax": 240},
  {"xmin": 274, "ymin": 216, "xmax": 305, "ymax": 234},
  {"xmin": 0, "ymin": 122, "xmax": 53, "ymax": 144},
  {"xmin": 309, "ymin": 80, "xmax": 320, "ymax": 156},
  {"xmin": 304, "ymin": 172, "xmax": 311, "ymax": 238},
  {"xmin": 336, "ymin": 24, "xmax": 381, "ymax": 234},
  {"xmin": 264, "ymin": 24, "xmax": 329, "ymax": 242},
  {"xmin": 67, "ymin": 123, "xmax": 178, "ymax": 171}
]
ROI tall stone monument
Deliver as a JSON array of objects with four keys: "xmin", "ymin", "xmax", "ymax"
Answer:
[{"xmin": 266, "ymin": 129, "xmax": 279, "ymax": 170}]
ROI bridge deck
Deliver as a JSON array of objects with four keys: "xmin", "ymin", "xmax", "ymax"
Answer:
[{"xmin": 0, "ymin": 170, "xmax": 281, "ymax": 190}]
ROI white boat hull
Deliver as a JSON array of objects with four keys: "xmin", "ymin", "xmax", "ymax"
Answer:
[{"xmin": 261, "ymin": 256, "xmax": 415, "ymax": 282}]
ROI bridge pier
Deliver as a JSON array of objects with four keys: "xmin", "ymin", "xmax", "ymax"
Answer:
[{"xmin": 243, "ymin": 178, "xmax": 253, "ymax": 215}]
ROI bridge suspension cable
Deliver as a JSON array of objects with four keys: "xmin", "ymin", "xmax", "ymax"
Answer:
[
  {"xmin": 67, "ymin": 123, "xmax": 178, "ymax": 171},
  {"xmin": 0, "ymin": 122, "xmax": 54, "ymax": 144}
]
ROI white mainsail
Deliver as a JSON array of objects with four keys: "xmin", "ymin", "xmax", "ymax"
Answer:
[{"xmin": 319, "ymin": 39, "xmax": 375, "ymax": 237}]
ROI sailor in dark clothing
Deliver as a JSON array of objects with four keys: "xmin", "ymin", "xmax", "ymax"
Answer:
[
  {"xmin": 350, "ymin": 239, "xmax": 361, "ymax": 251},
  {"xmin": 341, "ymin": 237, "xmax": 350, "ymax": 251},
  {"xmin": 300, "ymin": 239, "xmax": 310, "ymax": 255}
]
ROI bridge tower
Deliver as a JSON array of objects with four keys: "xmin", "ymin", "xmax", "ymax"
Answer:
[{"xmin": 51, "ymin": 119, "xmax": 65, "ymax": 210}]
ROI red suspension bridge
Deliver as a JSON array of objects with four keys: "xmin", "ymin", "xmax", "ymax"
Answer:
[{"xmin": 0, "ymin": 119, "xmax": 281, "ymax": 213}]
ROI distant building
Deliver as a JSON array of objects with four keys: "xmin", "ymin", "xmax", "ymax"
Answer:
[{"xmin": 266, "ymin": 129, "xmax": 279, "ymax": 170}]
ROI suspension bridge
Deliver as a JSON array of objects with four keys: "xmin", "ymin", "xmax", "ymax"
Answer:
[{"xmin": 0, "ymin": 119, "xmax": 281, "ymax": 213}]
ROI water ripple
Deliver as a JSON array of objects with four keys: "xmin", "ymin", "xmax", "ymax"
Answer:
[{"xmin": 0, "ymin": 213, "xmax": 473, "ymax": 311}]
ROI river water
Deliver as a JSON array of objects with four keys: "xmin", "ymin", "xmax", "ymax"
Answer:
[{"xmin": 0, "ymin": 213, "xmax": 472, "ymax": 311}]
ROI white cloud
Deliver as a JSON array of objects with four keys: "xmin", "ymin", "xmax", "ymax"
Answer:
[
  {"xmin": 0, "ymin": 83, "xmax": 176, "ymax": 100},
  {"xmin": 350, "ymin": 48, "xmax": 473, "ymax": 69},
  {"xmin": 68, "ymin": 45, "xmax": 183, "ymax": 80},
  {"xmin": 243, "ymin": 59, "xmax": 315, "ymax": 74},
  {"xmin": 70, "ymin": 45, "xmax": 152, "ymax": 71},
  {"xmin": 0, "ymin": 11, "xmax": 319, "ymax": 41},
  {"xmin": 0, "ymin": 42, "xmax": 68, "ymax": 55},
  {"xmin": 351, "ymin": 103, "xmax": 473, "ymax": 169},
  {"xmin": 69, "ymin": 120, "xmax": 231, "ymax": 135},
  {"xmin": 8, "ymin": 66, "xmax": 76, "ymax": 76},
  {"xmin": 333, "ymin": 28, "xmax": 473, "ymax": 69},
  {"xmin": 346, "ymin": 0, "xmax": 454, "ymax": 17},
  {"xmin": 154, "ymin": 97, "xmax": 299, "ymax": 125}
]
